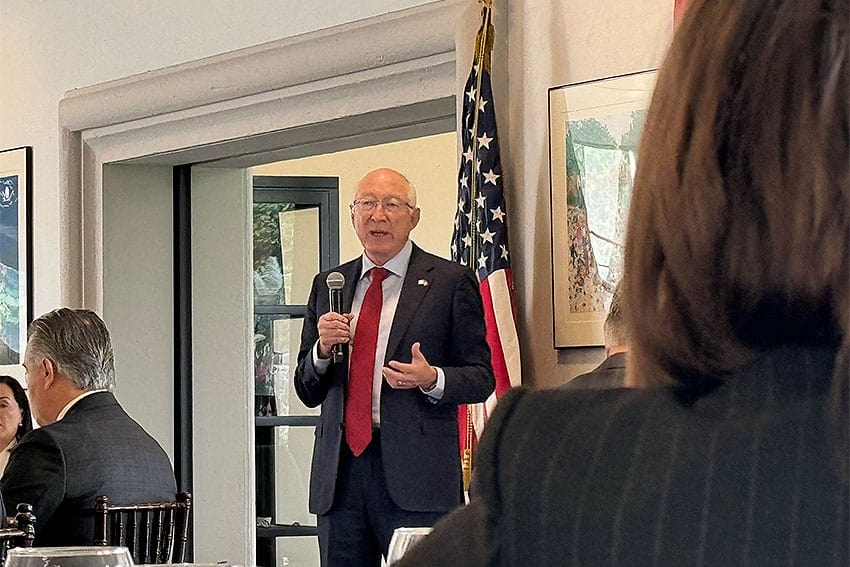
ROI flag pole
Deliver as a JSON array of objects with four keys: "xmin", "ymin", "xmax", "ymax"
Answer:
[{"xmin": 462, "ymin": 1, "xmax": 494, "ymax": 493}]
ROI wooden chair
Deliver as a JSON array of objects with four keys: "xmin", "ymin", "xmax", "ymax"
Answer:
[
  {"xmin": 94, "ymin": 492, "xmax": 191, "ymax": 565},
  {"xmin": 0, "ymin": 503, "xmax": 35, "ymax": 566}
]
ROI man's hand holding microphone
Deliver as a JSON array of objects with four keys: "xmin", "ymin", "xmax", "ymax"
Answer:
[
  {"xmin": 318, "ymin": 272, "xmax": 351, "ymax": 362},
  {"xmin": 318, "ymin": 271, "xmax": 437, "ymax": 391}
]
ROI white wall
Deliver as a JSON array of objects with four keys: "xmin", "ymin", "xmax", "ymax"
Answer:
[
  {"xmin": 102, "ymin": 164, "xmax": 175, "ymax": 458},
  {"xmin": 251, "ymin": 132, "xmax": 457, "ymax": 263},
  {"xmin": 191, "ymin": 167, "xmax": 254, "ymax": 564}
]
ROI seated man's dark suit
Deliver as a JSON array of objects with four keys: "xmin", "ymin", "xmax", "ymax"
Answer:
[
  {"xmin": 563, "ymin": 351, "xmax": 627, "ymax": 390},
  {"xmin": 295, "ymin": 244, "xmax": 494, "ymax": 524},
  {"xmin": 398, "ymin": 345, "xmax": 848, "ymax": 566},
  {"xmin": 1, "ymin": 391, "xmax": 177, "ymax": 546}
]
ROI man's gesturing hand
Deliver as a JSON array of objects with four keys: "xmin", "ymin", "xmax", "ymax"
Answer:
[{"xmin": 383, "ymin": 342, "xmax": 438, "ymax": 390}]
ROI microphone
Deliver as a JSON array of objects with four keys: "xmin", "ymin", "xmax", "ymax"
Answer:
[{"xmin": 326, "ymin": 271, "xmax": 346, "ymax": 364}]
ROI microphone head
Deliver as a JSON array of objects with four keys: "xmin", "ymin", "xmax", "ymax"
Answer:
[{"xmin": 326, "ymin": 271, "xmax": 345, "ymax": 290}]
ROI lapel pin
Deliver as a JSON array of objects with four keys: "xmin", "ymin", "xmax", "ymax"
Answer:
[{"xmin": 417, "ymin": 279, "xmax": 429, "ymax": 287}]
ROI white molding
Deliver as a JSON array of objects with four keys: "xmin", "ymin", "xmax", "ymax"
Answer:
[
  {"xmin": 81, "ymin": 53, "xmax": 457, "ymax": 165},
  {"xmin": 59, "ymin": 0, "xmax": 465, "ymax": 132}
]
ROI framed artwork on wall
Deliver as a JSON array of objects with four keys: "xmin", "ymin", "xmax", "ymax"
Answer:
[
  {"xmin": 548, "ymin": 71, "xmax": 656, "ymax": 348},
  {"xmin": 0, "ymin": 147, "xmax": 32, "ymax": 367}
]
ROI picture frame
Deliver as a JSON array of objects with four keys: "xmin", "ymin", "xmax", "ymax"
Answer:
[
  {"xmin": 0, "ymin": 147, "xmax": 32, "ymax": 367},
  {"xmin": 548, "ymin": 70, "xmax": 656, "ymax": 348}
]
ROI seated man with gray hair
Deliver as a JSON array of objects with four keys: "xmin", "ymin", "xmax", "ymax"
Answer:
[
  {"xmin": 563, "ymin": 283, "xmax": 627, "ymax": 390},
  {"xmin": 1, "ymin": 308, "xmax": 177, "ymax": 546}
]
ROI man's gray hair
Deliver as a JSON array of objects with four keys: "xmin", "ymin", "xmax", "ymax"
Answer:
[
  {"xmin": 399, "ymin": 173, "xmax": 418, "ymax": 207},
  {"xmin": 27, "ymin": 308, "xmax": 116, "ymax": 391}
]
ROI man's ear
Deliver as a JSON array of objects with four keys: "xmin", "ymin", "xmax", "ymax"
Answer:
[{"xmin": 42, "ymin": 358, "xmax": 57, "ymax": 389}]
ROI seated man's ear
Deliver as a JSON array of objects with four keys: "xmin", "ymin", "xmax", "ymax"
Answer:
[{"xmin": 42, "ymin": 358, "xmax": 57, "ymax": 388}]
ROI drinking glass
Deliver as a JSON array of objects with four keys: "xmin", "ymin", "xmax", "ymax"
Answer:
[
  {"xmin": 386, "ymin": 526, "xmax": 432, "ymax": 565},
  {"xmin": 6, "ymin": 546, "xmax": 134, "ymax": 567}
]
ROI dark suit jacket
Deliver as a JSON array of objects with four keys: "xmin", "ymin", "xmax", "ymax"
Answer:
[
  {"xmin": 398, "ymin": 345, "xmax": 849, "ymax": 566},
  {"xmin": 563, "ymin": 351, "xmax": 627, "ymax": 390},
  {"xmin": 0, "ymin": 391, "xmax": 177, "ymax": 546},
  {"xmin": 294, "ymin": 244, "xmax": 495, "ymax": 515}
]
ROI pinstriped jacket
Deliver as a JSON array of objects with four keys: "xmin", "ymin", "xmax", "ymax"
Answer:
[{"xmin": 399, "ymin": 345, "xmax": 848, "ymax": 566}]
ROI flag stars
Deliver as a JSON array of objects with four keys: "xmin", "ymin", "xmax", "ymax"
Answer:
[
  {"xmin": 463, "ymin": 147, "xmax": 474, "ymax": 163},
  {"xmin": 483, "ymin": 169, "xmax": 500, "ymax": 185},
  {"xmin": 463, "ymin": 234, "xmax": 473, "ymax": 248},
  {"xmin": 466, "ymin": 86, "xmax": 476, "ymax": 102},
  {"xmin": 477, "ymin": 132, "xmax": 493, "ymax": 150},
  {"xmin": 500, "ymin": 244, "xmax": 509, "ymax": 260},
  {"xmin": 476, "ymin": 194, "xmax": 487, "ymax": 209},
  {"xmin": 491, "ymin": 206, "xmax": 505, "ymax": 222},
  {"xmin": 476, "ymin": 159, "xmax": 482, "ymax": 173},
  {"xmin": 460, "ymin": 175, "xmax": 469, "ymax": 189},
  {"xmin": 480, "ymin": 227, "xmax": 496, "ymax": 244},
  {"xmin": 478, "ymin": 253, "xmax": 488, "ymax": 270},
  {"xmin": 478, "ymin": 98, "xmax": 489, "ymax": 112}
]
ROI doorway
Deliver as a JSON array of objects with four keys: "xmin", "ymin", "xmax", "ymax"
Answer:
[{"xmin": 248, "ymin": 130, "xmax": 457, "ymax": 566}]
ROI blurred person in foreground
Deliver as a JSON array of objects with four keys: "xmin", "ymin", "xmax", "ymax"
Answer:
[
  {"xmin": 1, "ymin": 308, "xmax": 177, "ymax": 546},
  {"xmin": 562, "ymin": 282, "xmax": 627, "ymax": 390},
  {"xmin": 294, "ymin": 168, "xmax": 494, "ymax": 565},
  {"xmin": 399, "ymin": 0, "xmax": 849, "ymax": 564},
  {"xmin": 0, "ymin": 375, "xmax": 32, "ymax": 474}
]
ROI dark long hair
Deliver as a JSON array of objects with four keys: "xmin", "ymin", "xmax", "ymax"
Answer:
[
  {"xmin": 625, "ymin": 0, "xmax": 849, "ymax": 386},
  {"xmin": 0, "ymin": 375, "xmax": 33, "ymax": 441}
]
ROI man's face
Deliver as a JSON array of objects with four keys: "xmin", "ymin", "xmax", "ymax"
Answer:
[{"xmin": 351, "ymin": 170, "xmax": 420, "ymax": 266}]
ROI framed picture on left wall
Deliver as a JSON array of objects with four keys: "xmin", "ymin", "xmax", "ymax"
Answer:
[{"xmin": 0, "ymin": 147, "xmax": 32, "ymax": 367}]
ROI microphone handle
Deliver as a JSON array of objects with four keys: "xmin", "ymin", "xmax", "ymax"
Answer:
[
  {"xmin": 331, "ymin": 343, "xmax": 345, "ymax": 363},
  {"xmin": 329, "ymin": 288, "xmax": 346, "ymax": 363}
]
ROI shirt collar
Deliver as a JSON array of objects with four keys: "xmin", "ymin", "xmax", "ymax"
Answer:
[
  {"xmin": 361, "ymin": 240, "xmax": 413, "ymax": 280},
  {"xmin": 56, "ymin": 389, "xmax": 108, "ymax": 421}
]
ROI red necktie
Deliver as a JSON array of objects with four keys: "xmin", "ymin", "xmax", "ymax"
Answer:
[{"xmin": 345, "ymin": 267, "xmax": 389, "ymax": 456}]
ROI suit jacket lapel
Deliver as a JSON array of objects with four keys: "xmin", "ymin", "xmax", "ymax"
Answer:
[
  {"xmin": 384, "ymin": 245, "xmax": 433, "ymax": 363},
  {"xmin": 340, "ymin": 257, "xmax": 362, "ymax": 313}
]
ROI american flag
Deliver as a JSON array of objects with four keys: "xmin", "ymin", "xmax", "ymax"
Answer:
[{"xmin": 451, "ymin": 7, "xmax": 521, "ymax": 487}]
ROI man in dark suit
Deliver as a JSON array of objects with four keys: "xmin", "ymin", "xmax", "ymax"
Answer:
[
  {"xmin": 1, "ymin": 308, "xmax": 177, "ymax": 546},
  {"xmin": 295, "ymin": 168, "xmax": 495, "ymax": 566},
  {"xmin": 563, "ymin": 283, "xmax": 627, "ymax": 390}
]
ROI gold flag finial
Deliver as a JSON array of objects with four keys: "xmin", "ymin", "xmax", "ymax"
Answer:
[{"xmin": 472, "ymin": 3, "xmax": 495, "ymax": 72}]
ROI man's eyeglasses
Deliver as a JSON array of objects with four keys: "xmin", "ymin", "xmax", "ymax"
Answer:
[{"xmin": 350, "ymin": 198, "xmax": 414, "ymax": 215}]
